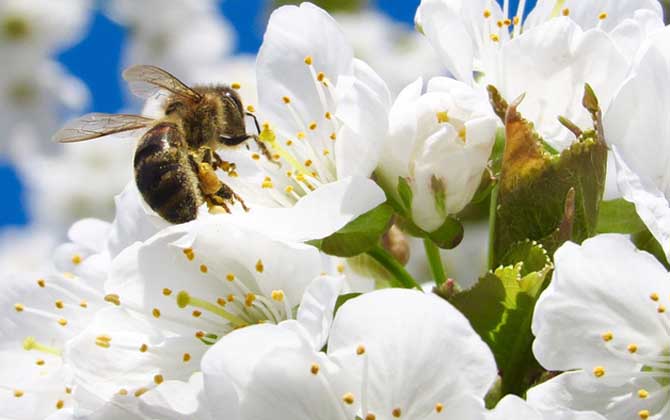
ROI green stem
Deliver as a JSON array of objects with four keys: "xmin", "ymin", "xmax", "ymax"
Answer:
[
  {"xmin": 488, "ymin": 184, "xmax": 500, "ymax": 270},
  {"xmin": 423, "ymin": 238, "xmax": 446, "ymax": 287},
  {"xmin": 367, "ymin": 245, "xmax": 422, "ymax": 290}
]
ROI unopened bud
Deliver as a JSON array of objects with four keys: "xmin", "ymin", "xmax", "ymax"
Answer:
[{"xmin": 382, "ymin": 224, "xmax": 410, "ymax": 265}]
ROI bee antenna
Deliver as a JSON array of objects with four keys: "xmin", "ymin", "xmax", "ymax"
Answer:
[{"xmin": 246, "ymin": 112, "xmax": 261, "ymax": 135}]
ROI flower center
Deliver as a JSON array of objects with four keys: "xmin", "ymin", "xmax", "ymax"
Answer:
[{"xmin": 253, "ymin": 55, "xmax": 341, "ymax": 206}]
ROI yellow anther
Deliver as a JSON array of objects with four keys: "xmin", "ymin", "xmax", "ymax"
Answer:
[
  {"xmin": 162, "ymin": 288, "xmax": 172, "ymax": 296},
  {"xmin": 435, "ymin": 403, "xmax": 443, "ymax": 413},
  {"xmin": 317, "ymin": 72, "xmax": 325, "ymax": 82},
  {"xmin": 272, "ymin": 153, "xmax": 280, "ymax": 161},
  {"xmin": 71, "ymin": 254, "xmax": 82, "ymax": 265},
  {"xmin": 134, "ymin": 388, "xmax": 148, "ymax": 397},
  {"xmin": 599, "ymin": 12, "xmax": 608, "ymax": 20},
  {"xmin": 57, "ymin": 318, "xmax": 68, "ymax": 327},
  {"xmin": 639, "ymin": 410, "xmax": 650, "ymax": 419},
  {"xmin": 65, "ymin": 387, "xmax": 72, "ymax": 394},
  {"xmin": 593, "ymin": 366, "xmax": 605, "ymax": 378},
  {"xmin": 497, "ymin": 20, "xmax": 504, "ymax": 28},
  {"xmin": 356, "ymin": 345, "xmax": 366, "ymax": 355},
  {"xmin": 36, "ymin": 359, "xmax": 45, "ymax": 366},
  {"xmin": 139, "ymin": 343, "xmax": 148, "ymax": 353},
  {"xmin": 56, "ymin": 400, "xmax": 64, "ymax": 409},
  {"xmin": 503, "ymin": 18, "xmax": 512, "ymax": 26},
  {"xmin": 324, "ymin": 111, "xmax": 332, "ymax": 119},
  {"xmin": 245, "ymin": 293, "xmax": 256, "ymax": 307},
  {"xmin": 342, "ymin": 392, "xmax": 355, "ymax": 405},
  {"xmin": 192, "ymin": 310, "xmax": 202, "ymax": 317},
  {"xmin": 286, "ymin": 139, "xmax": 293, "ymax": 146},
  {"xmin": 252, "ymin": 153, "xmax": 260, "ymax": 160},
  {"xmin": 79, "ymin": 300, "xmax": 88, "ymax": 308},
  {"xmin": 226, "ymin": 273, "xmax": 235, "ymax": 282},
  {"xmin": 628, "ymin": 343, "xmax": 638, "ymax": 353},
  {"xmin": 217, "ymin": 297, "xmax": 226, "ymax": 306},
  {"xmin": 490, "ymin": 34, "xmax": 500, "ymax": 42},
  {"xmin": 304, "ymin": 159, "xmax": 313, "ymax": 167},
  {"xmin": 392, "ymin": 408, "xmax": 402, "ymax": 418},
  {"xmin": 152, "ymin": 308, "xmax": 161, "ymax": 318},
  {"xmin": 562, "ymin": 8, "xmax": 570, "ymax": 16},
  {"xmin": 322, "ymin": 149, "xmax": 330, "ymax": 156},
  {"xmin": 183, "ymin": 353, "xmax": 191, "ymax": 362},
  {"xmin": 297, "ymin": 131, "xmax": 306, "ymax": 140},
  {"xmin": 658, "ymin": 305, "xmax": 666, "ymax": 313},
  {"xmin": 283, "ymin": 96, "xmax": 291, "ymax": 104},
  {"xmin": 231, "ymin": 82, "xmax": 241, "ymax": 90},
  {"xmin": 13, "ymin": 389, "xmax": 24, "ymax": 398},
  {"xmin": 330, "ymin": 132, "xmax": 337, "ymax": 141},
  {"xmin": 227, "ymin": 294, "xmax": 235, "ymax": 302},
  {"xmin": 436, "ymin": 111, "xmax": 449, "ymax": 123},
  {"xmin": 458, "ymin": 128, "xmax": 467, "ymax": 140},
  {"xmin": 336, "ymin": 263, "xmax": 345, "ymax": 274},
  {"xmin": 650, "ymin": 292, "xmax": 659, "ymax": 301},
  {"xmin": 638, "ymin": 389, "xmax": 649, "ymax": 399},
  {"xmin": 14, "ymin": 303, "xmax": 24, "ymax": 312},
  {"xmin": 310, "ymin": 363, "xmax": 320, "ymax": 375},
  {"xmin": 309, "ymin": 122, "xmax": 317, "ymax": 130},
  {"xmin": 365, "ymin": 415, "xmax": 376, "ymax": 420},
  {"xmin": 153, "ymin": 374, "xmax": 164, "ymax": 385},
  {"xmin": 256, "ymin": 259, "xmax": 264, "ymax": 273},
  {"xmin": 304, "ymin": 55, "xmax": 313, "ymax": 65},
  {"xmin": 200, "ymin": 264, "xmax": 208, "ymax": 274},
  {"xmin": 104, "ymin": 294, "xmax": 121, "ymax": 306},
  {"xmin": 195, "ymin": 331, "xmax": 205, "ymax": 339},
  {"xmin": 55, "ymin": 300, "xmax": 64, "ymax": 309},
  {"xmin": 95, "ymin": 338, "xmax": 111, "ymax": 348},
  {"xmin": 601, "ymin": 331, "xmax": 613, "ymax": 342},
  {"xmin": 183, "ymin": 248, "xmax": 195, "ymax": 261},
  {"xmin": 296, "ymin": 173, "xmax": 306, "ymax": 182},
  {"xmin": 246, "ymin": 105, "xmax": 256, "ymax": 113},
  {"xmin": 513, "ymin": 16, "xmax": 520, "ymax": 25},
  {"xmin": 271, "ymin": 290, "xmax": 285, "ymax": 302},
  {"xmin": 285, "ymin": 185, "xmax": 294, "ymax": 193},
  {"xmin": 483, "ymin": 9, "xmax": 492, "ymax": 18},
  {"xmin": 37, "ymin": 278, "xmax": 45, "ymax": 288},
  {"xmin": 118, "ymin": 389, "xmax": 128, "ymax": 396},
  {"xmin": 262, "ymin": 177, "xmax": 274, "ymax": 189}
]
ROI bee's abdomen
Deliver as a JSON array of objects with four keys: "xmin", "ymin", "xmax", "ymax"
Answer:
[{"xmin": 134, "ymin": 122, "xmax": 202, "ymax": 224}]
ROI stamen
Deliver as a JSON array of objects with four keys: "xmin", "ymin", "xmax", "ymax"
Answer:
[
  {"xmin": 639, "ymin": 410, "xmax": 650, "ymax": 419},
  {"xmin": 200, "ymin": 264, "xmax": 208, "ymax": 274},
  {"xmin": 56, "ymin": 400, "xmax": 64, "ymax": 410},
  {"xmin": 13, "ymin": 389, "xmax": 24, "ymax": 398},
  {"xmin": 256, "ymin": 259, "xmax": 264, "ymax": 273},
  {"xmin": 95, "ymin": 335, "xmax": 112, "ymax": 348},
  {"xmin": 162, "ymin": 288, "xmax": 172, "ymax": 296},
  {"xmin": 638, "ymin": 389, "xmax": 649, "ymax": 399},
  {"xmin": 651, "ymin": 293, "xmax": 659, "ymax": 301},
  {"xmin": 356, "ymin": 345, "xmax": 366, "ymax": 355},
  {"xmin": 139, "ymin": 343, "xmax": 148, "ymax": 352},
  {"xmin": 601, "ymin": 331, "xmax": 613, "ymax": 342},
  {"xmin": 153, "ymin": 374, "xmax": 164, "ymax": 385},
  {"xmin": 55, "ymin": 300, "xmax": 64, "ymax": 309},
  {"xmin": 152, "ymin": 308, "xmax": 161, "ymax": 318},
  {"xmin": 483, "ymin": 9, "xmax": 492, "ymax": 18},
  {"xmin": 271, "ymin": 290, "xmax": 285, "ymax": 302},
  {"xmin": 37, "ymin": 278, "xmax": 45, "ymax": 288},
  {"xmin": 246, "ymin": 105, "xmax": 255, "ymax": 113},
  {"xmin": 14, "ymin": 303, "xmax": 24, "ymax": 312},
  {"xmin": 71, "ymin": 254, "xmax": 82, "ymax": 265},
  {"xmin": 392, "ymin": 408, "xmax": 402, "ymax": 417},
  {"xmin": 593, "ymin": 366, "xmax": 606, "ymax": 378},
  {"xmin": 436, "ymin": 111, "xmax": 449, "ymax": 123},
  {"xmin": 231, "ymin": 82, "xmax": 241, "ymax": 90},
  {"xmin": 304, "ymin": 55, "xmax": 313, "ymax": 65},
  {"xmin": 628, "ymin": 344, "xmax": 638, "ymax": 353},
  {"xmin": 183, "ymin": 248, "xmax": 195, "ymax": 261},
  {"xmin": 311, "ymin": 363, "xmax": 320, "ymax": 375},
  {"xmin": 104, "ymin": 294, "xmax": 121, "ymax": 306},
  {"xmin": 176, "ymin": 290, "xmax": 248, "ymax": 327},
  {"xmin": 183, "ymin": 353, "xmax": 191, "ymax": 362},
  {"xmin": 435, "ymin": 403, "xmax": 444, "ymax": 412},
  {"xmin": 342, "ymin": 392, "xmax": 355, "ymax": 405}
]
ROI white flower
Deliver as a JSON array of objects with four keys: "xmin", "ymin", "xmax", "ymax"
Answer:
[
  {"xmin": 0, "ymin": 0, "xmax": 92, "ymax": 54},
  {"xmin": 194, "ymin": 289, "xmax": 496, "ymax": 420},
  {"xmin": 0, "ymin": 226, "xmax": 58, "ymax": 277},
  {"xmin": 377, "ymin": 77, "xmax": 496, "ymax": 232},
  {"xmin": 105, "ymin": 0, "xmax": 234, "ymax": 81},
  {"xmin": 64, "ymin": 214, "xmax": 347, "ymax": 409},
  {"xmin": 0, "ymin": 59, "xmax": 88, "ymax": 158},
  {"xmin": 488, "ymin": 395, "xmax": 606, "ymax": 420},
  {"xmin": 0, "ymin": 219, "xmax": 112, "ymax": 418},
  {"xmin": 529, "ymin": 234, "xmax": 670, "ymax": 419},
  {"xmin": 222, "ymin": 3, "xmax": 391, "ymax": 209},
  {"xmin": 416, "ymin": 0, "xmax": 660, "ymax": 150},
  {"xmin": 605, "ymin": 26, "xmax": 670, "ymax": 258},
  {"xmin": 335, "ymin": 10, "xmax": 443, "ymax": 95}
]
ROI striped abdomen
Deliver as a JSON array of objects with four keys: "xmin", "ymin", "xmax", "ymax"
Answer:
[{"xmin": 133, "ymin": 122, "xmax": 203, "ymax": 224}]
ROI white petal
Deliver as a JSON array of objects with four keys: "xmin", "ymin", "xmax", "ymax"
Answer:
[
  {"xmin": 140, "ymin": 373, "xmax": 216, "ymax": 420},
  {"xmin": 488, "ymin": 395, "xmax": 606, "ymax": 420},
  {"xmin": 328, "ymin": 289, "xmax": 497, "ymax": 417},
  {"xmin": 296, "ymin": 275, "xmax": 344, "ymax": 350},
  {"xmin": 532, "ymin": 234, "xmax": 670, "ymax": 372}
]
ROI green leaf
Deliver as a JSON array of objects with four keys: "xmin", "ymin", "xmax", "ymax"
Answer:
[
  {"xmin": 596, "ymin": 199, "xmax": 646, "ymax": 234},
  {"xmin": 273, "ymin": 0, "xmax": 365, "ymax": 12},
  {"xmin": 450, "ymin": 241, "xmax": 552, "ymax": 397},
  {"xmin": 316, "ymin": 204, "xmax": 393, "ymax": 257},
  {"xmin": 489, "ymin": 85, "xmax": 608, "ymax": 266},
  {"xmin": 632, "ymin": 229, "xmax": 670, "ymax": 270}
]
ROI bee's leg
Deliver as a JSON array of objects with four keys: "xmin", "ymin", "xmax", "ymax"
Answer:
[
  {"xmin": 210, "ymin": 150, "xmax": 237, "ymax": 175},
  {"xmin": 197, "ymin": 161, "xmax": 247, "ymax": 212},
  {"xmin": 215, "ymin": 182, "xmax": 250, "ymax": 212}
]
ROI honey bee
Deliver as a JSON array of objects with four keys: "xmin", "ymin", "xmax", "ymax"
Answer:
[{"xmin": 54, "ymin": 65, "xmax": 270, "ymax": 224}]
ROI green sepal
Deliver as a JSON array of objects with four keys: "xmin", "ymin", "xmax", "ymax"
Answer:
[
  {"xmin": 273, "ymin": 0, "xmax": 365, "ymax": 12},
  {"xmin": 312, "ymin": 204, "xmax": 393, "ymax": 257},
  {"xmin": 596, "ymin": 199, "xmax": 646, "ymax": 234},
  {"xmin": 333, "ymin": 293, "xmax": 362, "ymax": 316}
]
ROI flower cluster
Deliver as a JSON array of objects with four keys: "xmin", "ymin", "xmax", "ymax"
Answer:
[{"xmin": 2, "ymin": 1, "xmax": 670, "ymax": 419}]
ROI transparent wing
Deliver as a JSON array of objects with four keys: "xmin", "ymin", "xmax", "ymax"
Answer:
[
  {"xmin": 53, "ymin": 113, "xmax": 154, "ymax": 143},
  {"xmin": 122, "ymin": 65, "xmax": 202, "ymax": 101}
]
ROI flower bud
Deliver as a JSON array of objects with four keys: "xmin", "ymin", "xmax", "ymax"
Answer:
[{"xmin": 378, "ymin": 77, "xmax": 497, "ymax": 233}]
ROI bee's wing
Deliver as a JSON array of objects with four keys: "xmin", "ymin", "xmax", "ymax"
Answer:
[
  {"xmin": 122, "ymin": 65, "xmax": 202, "ymax": 102},
  {"xmin": 53, "ymin": 113, "xmax": 155, "ymax": 143}
]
